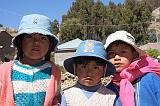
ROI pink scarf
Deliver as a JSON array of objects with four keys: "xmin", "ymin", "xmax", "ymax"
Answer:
[{"xmin": 112, "ymin": 55, "xmax": 160, "ymax": 106}]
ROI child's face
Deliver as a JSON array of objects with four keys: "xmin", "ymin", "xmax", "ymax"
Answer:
[
  {"xmin": 107, "ymin": 42, "xmax": 134, "ymax": 73},
  {"xmin": 22, "ymin": 33, "xmax": 50, "ymax": 62},
  {"xmin": 76, "ymin": 60, "xmax": 105, "ymax": 87}
]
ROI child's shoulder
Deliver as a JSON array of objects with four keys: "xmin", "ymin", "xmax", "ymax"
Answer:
[
  {"xmin": 63, "ymin": 84, "xmax": 77, "ymax": 92},
  {"xmin": 138, "ymin": 72, "xmax": 160, "ymax": 87},
  {"xmin": 106, "ymin": 83, "xmax": 119, "ymax": 96},
  {"xmin": 0, "ymin": 61, "xmax": 13, "ymax": 80},
  {"xmin": 0, "ymin": 61, "xmax": 13, "ymax": 69},
  {"xmin": 142, "ymin": 72, "xmax": 159, "ymax": 81}
]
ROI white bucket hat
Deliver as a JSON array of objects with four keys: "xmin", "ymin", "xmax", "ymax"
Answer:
[
  {"xmin": 104, "ymin": 30, "xmax": 146, "ymax": 57},
  {"xmin": 12, "ymin": 14, "xmax": 59, "ymax": 50}
]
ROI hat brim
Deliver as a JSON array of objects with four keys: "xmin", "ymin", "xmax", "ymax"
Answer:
[
  {"xmin": 64, "ymin": 56, "xmax": 116, "ymax": 77},
  {"xmin": 12, "ymin": 28, "xmax": 59, "ymax": 50}
]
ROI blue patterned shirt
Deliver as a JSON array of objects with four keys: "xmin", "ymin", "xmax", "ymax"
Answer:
[{"xmin": 12, "ymin": 60, "xmax": 52, "ymax": 106}]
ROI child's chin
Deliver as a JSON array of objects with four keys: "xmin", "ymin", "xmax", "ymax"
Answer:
[
  {"xmin": 83, "ymin": 82, "xmax": 94, "ymax": 87},
  {"xmin": 116, "ymin": 69, "xmax": 122, "ymax": 73}
]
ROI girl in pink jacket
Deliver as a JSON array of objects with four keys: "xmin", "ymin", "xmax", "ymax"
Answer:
[{"xmin": 0, "ymin": 14, "xmax": 61, "ymax": 106}]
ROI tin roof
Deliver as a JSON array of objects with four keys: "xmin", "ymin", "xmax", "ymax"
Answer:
[{"xmin": 57, "ymin": 38, "xmax": 83, "ymax": 50}]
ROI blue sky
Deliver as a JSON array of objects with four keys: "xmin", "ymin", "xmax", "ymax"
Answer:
[{"xmin": 0, "ymin": 0, "xmax": 125, "ymax": 29}]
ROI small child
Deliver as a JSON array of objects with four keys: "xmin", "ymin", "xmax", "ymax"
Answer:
[
  {"xmin": 104, "ymin": 30, "xmax": 160, "ymax": 106},
  {"xmin": 61, "ymin": 40, "xmax": 119, "ymax": 106},
  {"xmin": 0, "ymin": 14, "xmax": 61, "ymax": 106}
]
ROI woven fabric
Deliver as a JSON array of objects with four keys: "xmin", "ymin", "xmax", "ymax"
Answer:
[
  {"xmin": 12, "ymin": 60, "xmax": 51, "ymax": 106},
  {"xmin": 64, "ymin": 85, "xmax": 116, "ymax": 106}
]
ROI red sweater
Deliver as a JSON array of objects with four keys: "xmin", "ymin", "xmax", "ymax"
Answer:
[{"xmin": 0, "ymin": 61, "xmax": 61, "ymax": 106}]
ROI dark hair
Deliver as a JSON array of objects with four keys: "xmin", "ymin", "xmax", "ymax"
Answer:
[
  {"xmin": 15, "ymin": 33, "xmax": 54, "ymax": 61},
  {"xmin": 14, "ymin": 34, "xmax": 25, "ymax": 60},
  {"xmin": 74, "ymin": 56, "xmax": 106, "ymax": 66}
]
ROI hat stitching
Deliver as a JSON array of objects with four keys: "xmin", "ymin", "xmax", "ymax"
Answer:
[{"xmin": 33, "ymin": 18, "xmax": 38, "ymax": 24}]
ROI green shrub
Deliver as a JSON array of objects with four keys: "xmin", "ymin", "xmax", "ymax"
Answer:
[{"xmin": 147, "ymin": 48, "xmax": 160, "ymax": 58}]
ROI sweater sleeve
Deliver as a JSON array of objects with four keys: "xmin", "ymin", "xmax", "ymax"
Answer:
[
  {"xmin": 51, "ymin": 64, "xmax": 62, "ymax": 106},
  {"xmin": 0, "ymin": 63, "xmax": 3, "ymax": 94},
  {"xmin": 139, "ymin": 73, "xmax": 160, "ymax": 106}
]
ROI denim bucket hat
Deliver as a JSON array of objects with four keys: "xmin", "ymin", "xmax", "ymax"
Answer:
[
  {"xmin": 12, "ymin": 14, "xmax": 59, "ymax": 50},
  {"xmin": 64, "ymin": 40, "xmax": 116, "ymax": 77},
  {"xmin": 104, "ymin": 30, "xmax": 146, "ymax": 57}
]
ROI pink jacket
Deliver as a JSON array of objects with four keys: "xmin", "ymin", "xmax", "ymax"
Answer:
[{"xmin": 0, "ymin": 61, "xmax": 61, "ymax": 106}]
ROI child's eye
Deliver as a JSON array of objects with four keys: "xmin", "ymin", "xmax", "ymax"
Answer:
[
  {"xmin": 108, "ymin": 51, "xmax": 116, "ymax": 58},
  {"xmin": 81, "ymin": 65, "xmax": 87, "ymax": 69},
  {"xmin": 121, "ymin": 50, "xmax": 127, "ymax": 54},
  {"xmin": 93, "ymin": 66, "xmax": 99, "ymax": 70},
  {"xmin": 108, "ymin": 51, "xmax": 115, "ymax": 55},
  {"xmin": 41, "ymin": 36, "xmax": 48, "ymax": 40}
]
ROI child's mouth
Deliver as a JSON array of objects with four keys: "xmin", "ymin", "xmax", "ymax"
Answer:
[
  {"xmin": 114, "ymin": 63, "xmax": 121, "ymax": 67},
  {"xmin": 85, "ymin": 77, "xmax": 93, "ymax": 81},
  {"xmin": 32, "ymin": 48, "xmax": 40, "ymax": 51}
]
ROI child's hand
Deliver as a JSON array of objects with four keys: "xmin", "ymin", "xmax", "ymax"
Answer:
[
  {"xmin": 52, "ymin": 94, "xmax": 61, "ymax": 106},
  {"xmin": 53, "ymin": 103, "xmax": 60, "ymax": 106}
]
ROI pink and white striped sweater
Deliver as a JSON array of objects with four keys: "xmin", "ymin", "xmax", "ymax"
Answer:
[{"xmin": 0, "ymin": 61, "xmax": 61, "ymax": 106}]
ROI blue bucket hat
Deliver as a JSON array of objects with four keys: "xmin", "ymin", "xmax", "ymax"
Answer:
[
  {"xmin": 64, "ymin": 40, "xmax": 116, "ymax": 77},
  {"xmin": 12, "ymin": 14, "xmax": 59, "ymax": 50}
]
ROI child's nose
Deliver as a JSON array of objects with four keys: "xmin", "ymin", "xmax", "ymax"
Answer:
[
  {"xmin": 32, "ymin": 37, "xmax": 40, "ymax": 45},
  {"xmin": 114, "ymin": 54, "xmax": 121, "ymax": 60},
  {"xmin": 86, "ymin": 69, "xmax": 93, "ymax": 76},
  {"xmin": 88, "ymin": 67, "xmax": 92, "ymax": 72},
  {"xmin": 33, "ymin": 36, "xmax": 39, "ymax": 40}
]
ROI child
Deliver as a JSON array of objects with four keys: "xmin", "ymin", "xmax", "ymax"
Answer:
[
  {"xmin": 104, "ymin": 30, "xmax": 160, "ymax": 106},
  {"xmin": 0, "ymin": 14, "xmax": 61, "ymax": 106},
  {"xmin": 61, "ymin": 40, "xmax": 120, "ymax": 106}
]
